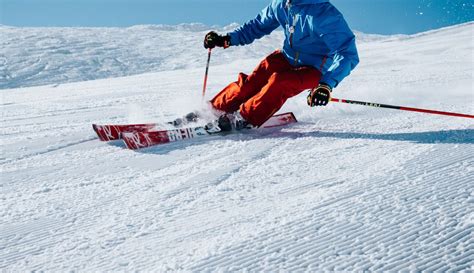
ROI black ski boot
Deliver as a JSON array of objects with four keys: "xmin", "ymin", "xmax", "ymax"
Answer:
[
  {"xmin": 231, "ymin": 111, "xmax": 255, "ymax": 130},
  {"xmin": 217, "ymin": 114, "xmax": 233, "ymax": 132},
  {"xmin": 204, "ymin": 112, "xmax": 254, "ymax": 133},
  {"xmin": 204, "ymin": 113, "xmax": 232, "ymax": 133},
  {"xmin": 214, "ymin": 112, "xmax": 254, "ymax": 132}
]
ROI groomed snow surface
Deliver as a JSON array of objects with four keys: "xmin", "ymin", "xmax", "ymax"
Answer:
[{"xmin": 1, "ymin": 23, "xmax": 474, "ymax": 271}]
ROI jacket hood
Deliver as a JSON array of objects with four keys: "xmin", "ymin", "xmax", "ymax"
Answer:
[{"xmin": 290, "ymin": 0, "xmax": 329, "ymax": 4}]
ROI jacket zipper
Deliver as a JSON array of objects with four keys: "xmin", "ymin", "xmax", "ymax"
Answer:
[
  {"xmin": 287, "ymin": 0, "xmax": 297, "ymax": 49},
  {"xmin": 287, "ymin": 0, "xmax": 300, "ymax": 65}
]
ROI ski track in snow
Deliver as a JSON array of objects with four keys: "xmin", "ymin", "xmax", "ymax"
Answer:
[{"xmin": 1, "ymin": 23, "xmax": 474, "ymax": 271}]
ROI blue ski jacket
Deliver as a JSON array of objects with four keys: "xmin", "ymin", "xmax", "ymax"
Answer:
[{"xmin": 228, "ymin": 0, "xmax": 359, "ymax": 88}]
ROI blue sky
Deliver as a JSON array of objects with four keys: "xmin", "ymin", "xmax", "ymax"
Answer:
[{"xmin": 1, "ymin": 0, "xmax": 473, "ymax": 34}]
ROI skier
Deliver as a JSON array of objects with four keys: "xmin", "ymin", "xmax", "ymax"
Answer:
[{"xmin": 203, "ymin": 0, "xmax": 359, "ymax": 131}]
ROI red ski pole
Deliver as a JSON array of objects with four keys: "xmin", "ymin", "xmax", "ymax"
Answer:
[
  {"xmin": 202, "ymin": 48, "xmax": 212, "ymax": 98},
  {"xmin": 331, "ymin": 98, "xmax": 474, "ymax": 119}
]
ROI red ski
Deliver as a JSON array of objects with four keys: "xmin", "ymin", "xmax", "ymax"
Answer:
[
  {"xmin": 92, "ymin": 112, "xmax": 198, "ymax": 141},
  {"xmin": 121, "ymin": 112, "xmax": 297, "ymax": 150},
  {"xmin": 92, "ymin": 123, "xmax": 157, "ymax": 141}
]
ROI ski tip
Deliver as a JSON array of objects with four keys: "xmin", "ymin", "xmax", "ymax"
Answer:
[
  {"xmin": 273, "ymin": 112, "xmax": 297, "ymax": 122},
  {"xmin": 289, "ymin": 112, "xmax": 298, "ymax": 123},
  {"xmin": 92, "ymin": 124, "xmax": 103, "ymax": 140},
  {"xmin": 261, "ymin": 112, "xmax": 297, "ymax": 128},
  {"xmin": 92, "ymin": 124, "xmax": 112, "ymax": 141},
  {"xmin": 121, "ymin": 132, "xmax": 138, "ymax": 150},
  {"xmin": 280, "ymin": 112, "xmax": 297, "ymax": 122}
]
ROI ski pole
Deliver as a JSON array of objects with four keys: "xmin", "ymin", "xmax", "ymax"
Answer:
[
  {"xmin": 202, "ymin": 48, "xmax": 212, "ymax": 98},
  {"xmin": 330, "ymin": 98, "xmax": 474, "ymax": 119}
]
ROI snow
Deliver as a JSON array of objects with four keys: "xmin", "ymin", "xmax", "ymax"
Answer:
[
  {"xmin": 1, "ymin": 22, "xmax": 474, "ymax": 271},
  {"xmin": 1, "ymin": 23, "xmax": 395, "ymax": 90}
]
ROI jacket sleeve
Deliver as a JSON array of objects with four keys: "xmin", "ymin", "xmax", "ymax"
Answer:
[
  {"xmin": 319, "ymin": 15, "xmax": 359, "ymax": 88},
  {"xmin": 228, "ymin": 3, "xmax": 280, "ymax": 46}
]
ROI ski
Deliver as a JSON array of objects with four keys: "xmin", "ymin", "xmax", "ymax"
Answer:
[
  {"xmin": 93, "ymin": 123, "xmax": 158, "ymax": 141},
  {"xmin": 121, "ymin": 112, "xmax": 297, "ymax": 150},
  {"xmin": 92, "ymin": 113, "xmax": 199, "ymax": 141}
]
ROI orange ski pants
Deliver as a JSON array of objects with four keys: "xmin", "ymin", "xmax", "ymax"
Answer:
[{"xmin": 210, "ymin": 50, "xmax": 322, "ymax": 126}]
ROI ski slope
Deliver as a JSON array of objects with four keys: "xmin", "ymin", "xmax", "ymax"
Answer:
[{"xmin": 1, "ymin": 23, "xmax": 474, "ymax": 271}]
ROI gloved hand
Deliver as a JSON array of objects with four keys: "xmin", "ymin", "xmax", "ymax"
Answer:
[
  {"xmin": 204, "ymin": 31, "xmax": 231, "ymax": 49},
  {"xmin": 307, "ymin": 83, "xmax": 332, "ymax": 107}
]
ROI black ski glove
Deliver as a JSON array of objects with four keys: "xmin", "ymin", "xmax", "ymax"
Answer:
[
  {"xmin": 204, "ymin": 31, "xmax": 231, "ymax": 49},
  {"xmin": 307, "ymin": 83, "xmax": 332, "ymax": 107}
]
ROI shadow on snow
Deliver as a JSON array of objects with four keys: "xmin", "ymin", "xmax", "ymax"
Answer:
[{"xmin": 294, "ymin": 128, "xmax": 474, "ymax": 145}]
